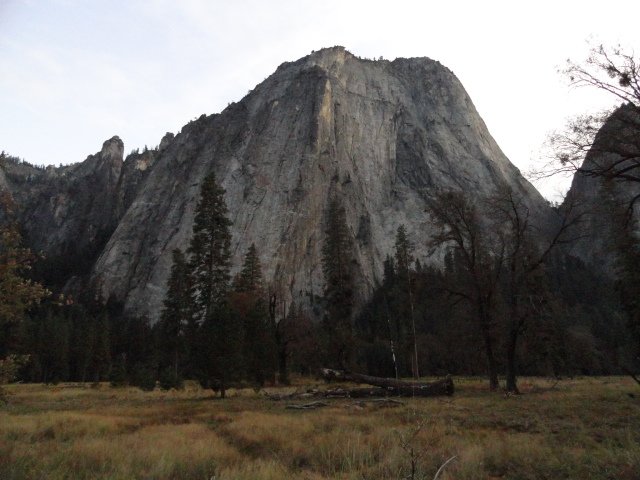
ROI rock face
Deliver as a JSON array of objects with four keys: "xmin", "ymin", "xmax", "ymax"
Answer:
[
  {"xmin": 564, "ymin": 105, "xmax": 640, "ymax": 275},
  {"xmin": 1, "ymin": 137, "xmax": 158, "ymax": 286},
  {"xmin": 2, "ymin": 47, "xmax": 550, "ymax": 320}
]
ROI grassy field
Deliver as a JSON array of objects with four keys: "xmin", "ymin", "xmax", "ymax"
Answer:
[{"xmin": 1, "ymin": 377, "xmax": 639, "ymax": 479}]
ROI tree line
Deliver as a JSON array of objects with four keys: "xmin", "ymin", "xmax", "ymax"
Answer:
[{"xmin": 1, "ymin": 170, "xmax": 638, "ymax": 395}]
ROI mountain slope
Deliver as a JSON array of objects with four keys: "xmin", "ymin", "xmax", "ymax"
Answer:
[
  {"xmin": 89, "ymin": 47, "xmax": 550, "ymax": 319},
  {"xmin": 0, "ymin": 136, "xmax": 163, "ymax": 288},
  {"xmin": 2, "ymin": 47, "xmax": 551, "ymax": 320},
  {"xmin": 563, "ymin": 104, "xmax": 640, "ymax": 275}
]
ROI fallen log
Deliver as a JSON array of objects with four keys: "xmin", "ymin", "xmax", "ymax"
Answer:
[
  {"xmin": 263, "ymin": 389, "xmax": 319, "ymax": 401},
  {"xmin": 325, "ymin": 387, "xmax": 388, "ymax": 398},
  {"xmin": 320, "ymin": 369, "xmax": 454, "ymax": 397},
  {"xmin": 286, "ymin": 401, "xmax": 329, "ymax": 410},
  {"xmin": 350, "ymin": 398, "xmax": 405, "ymax": 407}
]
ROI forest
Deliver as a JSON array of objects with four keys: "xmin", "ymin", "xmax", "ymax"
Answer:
[{"xmin": 1, "ymin": 172, "xmax": 637, "ymax": 397}]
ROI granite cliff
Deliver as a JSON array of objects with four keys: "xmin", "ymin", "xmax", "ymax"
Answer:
[
  {"xmin": 1, "ymin": 47, "xmax": 551, "ymax": 320},
  {"xmin": 563, "ymin": 105, "xmax": 640, "ymax": 275},
  {"xmin": 0, "ymin": 136, "xmax": 163, "ymax": 287}
]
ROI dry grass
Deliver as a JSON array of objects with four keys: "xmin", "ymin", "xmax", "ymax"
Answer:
[{"xmin": 1, "ymin": 377, "xmax": 639, "ymax": 479}]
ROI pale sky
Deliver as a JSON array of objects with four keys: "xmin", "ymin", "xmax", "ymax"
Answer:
[{"xmin": 2, "ymin": 0, "xmax": 639, "ymax": 201}]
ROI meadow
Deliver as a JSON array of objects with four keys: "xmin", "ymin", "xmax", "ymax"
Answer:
[{"xmin": 1, "ymin": 377, "xmax": 639, "ymax": 479}]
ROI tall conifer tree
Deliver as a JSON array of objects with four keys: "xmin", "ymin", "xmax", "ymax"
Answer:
[
  {"xmin": 158, "ymin": 249, "xmax": 191, "ymax": 387},
  {"xmin": 90, "ymin": 311, "xmax": 111, "ymax": 383},
  {"xmin": 232, "ymin": 244, "xmax": 275, "ymax": 387},
  {"xmin": 235, "ymin": 243, "xmax": 262, "ymax": 293},
  {"xmin": 188, "ymin": 173, "xmax": 232, "ymax": 321},
  {"xmin": 187, "ymin": 172, "xmax": 238, "ymax": 397},
  {"xmin": 394, "ymin": 225, "xmax": 420, "ymax": 378},
  {"xmin": 321, "ymin": 198, "xmax": 354, "ymax": 369}
]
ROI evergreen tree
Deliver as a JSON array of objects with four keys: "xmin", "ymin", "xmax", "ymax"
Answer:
[
  {"xmin": 394, "ymin": 225, "xmax": 420, "ymax": 378},
  {"xmin": 30, "ymin": 309, "xmax": 68, "ymax": 383},
  {"xmin": 321, "ymin": 198, "xmax": 355, "ymax": 369},
  {"xmin": 188, "ymin": 173, "xmax": 233, "ymax": 322},
  {"xmin": 70, "ymin": 305, "xmax": 94, "ymax": 382},
  {"xmin": 187, "ymin": 172, "xmax": 238, "ymax": 397},
  {"xmin": 231, "ymin": 244, "xmax": 275, "ymax": 388},
  {"xmin": 109, "ymin": 353, "xmax": 127, "ymax": 387},
  {"xmin": 197, "ymin": 303, "xmax": 242, "ymax": 397},
  {"xmin": 48, "ymin": 310, "xmax": 70, "ymax": 383},
  {"xmin": 382, "ymin": 254, "xmax": 395, "ymax": 287},
  {"xmin": 394, "ymin": 225, "xmax": 414, "ymax": 277},
  {"xmin": 235, "ymin": 243, "xmax": 263, "ymax": 293},
  {"xmin": 271, "ymin": 294, "xmax": 292, "ymax": 385},
  {"xmin": 90, "ymin": 311, "xmax": 111, "ymax": 383},
  {"xmin": 158, "ymin": 249, "xmax": 191, "ymax": 387},
  {"xmin": 380, "ymin": 254, "xmax": 399, "ymax": 378}
]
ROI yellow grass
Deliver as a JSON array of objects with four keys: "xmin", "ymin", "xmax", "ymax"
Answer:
[{"xmin": 1, "ymin": 377, "xmax": 639, "ymax": 479}]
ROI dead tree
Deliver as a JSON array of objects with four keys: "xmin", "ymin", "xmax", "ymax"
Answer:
[{"xmin": 320, "ymin": 368, "xmax": 454, "ymax": 397}]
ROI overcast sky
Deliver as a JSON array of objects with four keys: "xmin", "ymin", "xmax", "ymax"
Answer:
[{"xmin": 2, "ymin": 0, "xmax": 639, "ymax": 200}]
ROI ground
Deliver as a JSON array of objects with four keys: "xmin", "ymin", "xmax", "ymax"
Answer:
[{"xmin": 1, "ymin": 377, "xmax": 639, "ymax": 479}]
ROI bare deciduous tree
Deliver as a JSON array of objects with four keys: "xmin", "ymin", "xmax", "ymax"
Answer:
[
  {"xmin": 533, "ymin": 43, "xmax": 640, "ymax": 386},
  {"xmin": 487, "ymin": 187, "xmax": 586, "ymax": 393},
  {"xmin": 426, "ymin": 191, "xmax": 502, "ymax": 390},
  {"xmin": 535, "ymin": 44, "xmax": 640, "ymax": 211}
]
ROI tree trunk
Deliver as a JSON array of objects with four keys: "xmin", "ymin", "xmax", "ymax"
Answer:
[
  {"xmin": 407, "ymin": 274, "xmax": 419, "ymax": 379},
  {"xmin": 481, "ymin": 324, "xmax": 499, "ymax": 391},
  {"xmin": 320, "ymin": 368, "xmax": 454, "ymax": 397},
  {"xmin": 478, "ymin": 302, "xmax": 499, "ymax": 391},
  {"xmin": 505, "ymin": 327, "xmax": 520, "ymax": 393},
  {"xmin": 278, "ymin": 346, "xmax": 289, "ymax": 385},
  {"xmin": 174, "ymin": 351, "xmax": 178, "ymax": 380}
]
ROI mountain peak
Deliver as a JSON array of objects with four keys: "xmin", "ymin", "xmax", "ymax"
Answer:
[
  {"xmin": 2, "ymin": 49, "xmax": 550, "ymax": 321},
  {"xmin": 100, "ymin": 136, "xmax": 124, "ymax": 163}
]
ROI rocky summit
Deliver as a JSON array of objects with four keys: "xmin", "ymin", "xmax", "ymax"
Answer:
[{"xmin": 1, "ymin": 47, "xmax": 551, "ymax": 320}]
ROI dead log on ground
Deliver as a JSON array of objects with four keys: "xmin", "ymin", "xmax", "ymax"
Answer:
[
  {"xmin": 623, "ymin": 367, "xmax": 640, "ymax": 387},
  {"xmin": 349, "ymin": 398, "xmax": 405, "ymax": 408},
  {"xmin": 263, "ymin": 389, "xmax": 319, "ymax": 401},
  {"xmin": 285, "ymin": 401, "xmax": 329, "ymax": 410},
  {"xmin": 320, "ymin": 369, "xmax": 454, "ymax": 397}
]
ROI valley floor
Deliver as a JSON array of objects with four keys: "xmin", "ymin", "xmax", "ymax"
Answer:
[{"xmin": 1, "ymin": 377, "xmax": 639, "ymax": 479}]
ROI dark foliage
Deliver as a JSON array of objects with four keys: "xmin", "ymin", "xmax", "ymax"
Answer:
[{"xmin": 321, "ymin": 198, "xmax": 355, "ymax": 369}]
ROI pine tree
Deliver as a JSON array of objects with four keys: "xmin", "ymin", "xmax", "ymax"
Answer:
[
  {"xmin": 109, "ymin": 353, "xmax": 127, "ymax": 387},
  {"xmin": 187, "ymin": 172, "xmax": 238, "ymax": 397},
  {"xmin": 382, "ymin": 254, "xmax": 395, "ymax": 287},
  {"xmin": 321, "ymin": 198, "xmax": 355, "ymax": 369},
  {"xmin": 158, "ymin": 249, "xmax": 191, "ymax": 387},
  {"xmin": 235, "ymin": 243, "xmax": 263, "ymax": 293},
  {"xmin": 381, "ymin": 254, "xmax": 399, "ymax": 378},
  {"xmin": 188, "ymin": 173, "xmax": 233, "ymax": 322},
  {"xmin": 197, "ymin": 303, "xmax": 242, "ymax": 397},
  {"xmin": 232, "ymin": 244, "xmax": 275, "ymax": 388},
  {"xmin": 394, "ymin": 225, "xmax": 420, "ymax": 378},
  {"xmin": 70, "ymin": 305, "xmax": 94, "ymax": 382},
  {"xmin": 90, "ymin": 311, "xmax": 111, "ymax": 383},
  {"xmin": 33, "ymin": 309, "xmax": 68, "ymax": 383},
  {"xmin": 394, "ymin": 225, "xmax": 414, "ymax": 278},
  {"xmin": 272, "ymin": 295, "xmax": 292, "ymax": 385}
]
